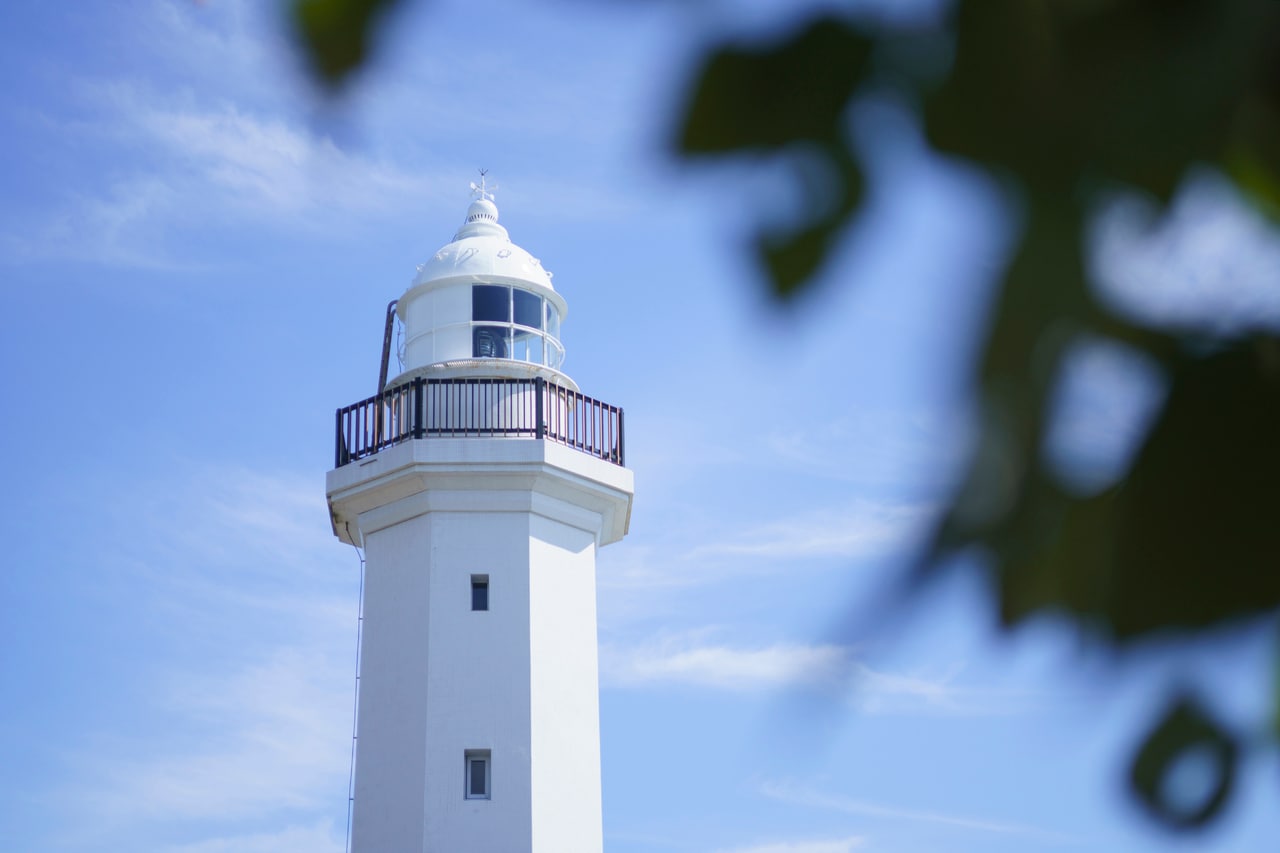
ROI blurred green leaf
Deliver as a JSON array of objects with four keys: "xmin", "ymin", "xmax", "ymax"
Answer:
[
  {"xmin": 927, "ymin": 0, "xmax": 1274, "ymax": 199},
  {"xmin": 674, "ymin": 17, "xmax": 873, "ymax": 298},
  {"xmin": 292, "ymin": 0, "xmax": 403, "ymax": 89},
  {"xmin": 1130, "ymin": 695, "xmax": 1238, "ymax": 830},
  {"xmin": 753, "ymin": 143, "xmax": 864, "ymax": 298},
  {"xmin": 931, "ymin": 198, "xmax": 1095, "ymax": 624},
  {"xmin": 942, "ymin": 334, "xmax": 1280, "ymax": 640},
  {"xmin": 1107, "ymin": 336, "xmax": 1280, "ymax": 636},
  {"xmin": 676, "ymin": 18, "xmax": 872, "ymax": 154}
]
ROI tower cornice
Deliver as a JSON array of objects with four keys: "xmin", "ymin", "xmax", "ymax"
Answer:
[{"xmin": 327, "ymin": 438, "xmax": 634, "ymax": 548}]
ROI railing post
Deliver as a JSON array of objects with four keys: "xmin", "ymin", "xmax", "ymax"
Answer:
[
  {"xmin": 535, "ymin": 377, "xmax": 545, "ymax": 440},
  {"xmin": 335, "ymin": 408, "xmax": 345, "ymax": 468},
  {"xmin": 412, "ymin": 377, "xmax": 425, "ymax": 439},
  {"xmin": 617, "ymin": 407, "xmax": 625, "ymax": 467}
]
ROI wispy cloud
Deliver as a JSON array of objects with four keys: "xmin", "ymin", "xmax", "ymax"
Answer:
[
  {"xmin": 52, "ymin": 87, "xmax": 447, "ymax": 263},
  {"xmin": 1, "ymin": 0, "xmax": 455, "ymax": 271},
  {"xmin": 596, "ymin": 498, "xmax": 933, "ymax": 629},
  {"xmin": 60, "ymin": 464, "xmax": 357, "ymax": 849},
  {"xmin": 601, "ymin": 633, "xmax": 1048, "ymax": 717},
  {"xmin": 8, "ymin": 177, "xmax": 189, "ymax": 270},
  {"xmin": 603, "ymin": 636, "xmax": 855, "ymax": 692},
  {"xmin": 145, "ymin": 0, "xmax": 295, "ymax": 100},
  {"xmin": 763, "ymin": 410, "xmax": 969, "ymax": 493},
  {"xmin": 163, "ymin": 819, "xmax": 343, "ymax": 853},
  {"xmin": 713, "ymin": 837, "xmax": 866, "ymax": 853},
  {"xmin": 2, "ymin": 0, "xmax": 663, "ymax": 271},
  {"xmin": 605, "ymin": 497, "xmax": 930, "ymax": 585},
  {"xmin": 131, "ymin": 99, "xmax": 438, "ymax": 219},
  {"xmin": 687, "ymin": 501, "xmax": 931, "ymax": 563},
  {"xmin": 81, "ymin": 646, "xmax": 352, "ymax": 823},
  {"xmin": 759, "ymin": 780, "xmax": 1077, "ymax": 844},
  {"xmin": 6, "ymin": 91, "xmax": 445, "ymax": 269}
]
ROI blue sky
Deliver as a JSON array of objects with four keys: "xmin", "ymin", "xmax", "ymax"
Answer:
[{"xmin": 3, "ymin": 1, "xmax": 1279, "ymax": 852}]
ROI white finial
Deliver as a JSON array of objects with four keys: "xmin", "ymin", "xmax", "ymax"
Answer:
[
  {"xmin": 457, "ymin": 171, "xmax": 504, "ymax": 236},
  {"xmin": 469, "ymin": 169, "xmax": 497, "ymax": 202}
]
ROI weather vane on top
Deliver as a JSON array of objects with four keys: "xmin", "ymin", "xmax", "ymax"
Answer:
[{"xmin": 470, "ymin": 169, "xmax": 497, "ymax": 201}]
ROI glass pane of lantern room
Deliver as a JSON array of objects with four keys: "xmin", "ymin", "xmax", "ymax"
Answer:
[
  {"xmin": 545, "ymin": 303, "xmax": 561, "ymax": 339},
  {"xmin": 513, "ymin": 289, "xmax": 542, "ymax": 329},
  {"xmin": 513, "ymin": 329, "xmax": 542, "ymax": 363},
  {"xmin": 473, "ymin": 285, "xmax": 510, "ymax": 321},
  {"xmin": 473, "ymin": 326, "xmax": 510, "ymax": 358}
]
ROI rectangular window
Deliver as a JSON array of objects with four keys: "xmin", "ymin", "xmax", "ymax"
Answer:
[
  {"xmin": 471, "ymin": 575, "xmax": 489, "ymax": 611},
  {"xmin": 465, "ymin": 749, "xmax": 491, "ymax": 799}
]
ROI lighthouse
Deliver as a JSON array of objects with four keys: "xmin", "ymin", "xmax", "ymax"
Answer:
[{"xmin": 326, "ymin": 182, "xmax": 634, "ymax": 853}]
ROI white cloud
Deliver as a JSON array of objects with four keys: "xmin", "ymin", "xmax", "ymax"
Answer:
[
  {"xmin": 193, "ymin": 465, "xmax": 347, "ymax": 571},
  {"xmin": 2, "ymin": 0, "xmax": 666, "ymax": 271},
  {"xmin": 844, "ymin": 662, "xmax": 1051, "ymax": 717},
  {"xmin": 9, "ymin": 177, "xmax": 188, "ymax": 270},
  {"xmin": 60, "ymin": 464, "xmax": 358, "ymax": 849},
  {"xmin": 143, "ymin": 0, "xmax": 294, "ymax": 99},
  {"xmin": 7, "ymin": 88, "xmax": 449, "ymax": 269},
  {"xmin": 713, "ymin": 837, "xmax": 866, "ymax": 853},
  {"xmin": 84, "ymin": 646, "xmax": 352, "ymax": 822},
  {"xmin": 601, "ymin": 633, "xmax": 1046, "ymax": 716},
  {"xmin": 109, "ymin": 465, "xmax": 357, "ymax": 643},
  {"xmin": 687, "ymin": 501, "xmax": 932, "ymax": 563},
  {"xmin": 131, "ymin": 100, "xmax": 439, "ymax": 220},
  {"xmin": 603, "ymin": 637, "xmax": 855, "ymax": 692},
  {"xmin": 759, "ymin": 780, "xmax": 1076, "ymax": 843},
  {"xmin": 596, "ymin": 499, "xmax": 933, "ymax": 625},
  {"xmin": 763, "ymin": 410, "xmax": 969, "ymax": 492},
  {"xmin": 164, "ymin": 819, "xmax": 343, "ymax": 853}
]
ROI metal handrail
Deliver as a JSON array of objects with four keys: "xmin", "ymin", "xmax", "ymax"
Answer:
[{"xmin": 335, "ymin": 376, "xmax": 624, "ymax": 468}]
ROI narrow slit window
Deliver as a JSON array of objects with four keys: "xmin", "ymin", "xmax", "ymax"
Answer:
[
  {"xmin": 471, "ymin": 575, "xmax": 489, "ymax": 611},
  {"xmin": 465, "ymin": 749, "xmax": 491, "ymax": 799}
]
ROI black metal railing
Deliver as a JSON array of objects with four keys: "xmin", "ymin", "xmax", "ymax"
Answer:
[{"xmin": 335, "ymin": 377, "xmax": 624, "ymax": 468}]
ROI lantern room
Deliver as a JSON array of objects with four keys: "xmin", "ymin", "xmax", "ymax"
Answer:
[{"xmin": 388, "ymin": 188, "xmax": 571, "ymax": 389}]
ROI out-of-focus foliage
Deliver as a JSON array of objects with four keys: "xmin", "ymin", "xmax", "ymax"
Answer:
[
  {"xmin": 672, "ymin": 0, "xmax": 1280, "ymax": 831},
  {"xmin": 677, "ymin": 19, "xmax": 872, "ymax": 294},
  {"xmin": 291, "ymin": 0, "xmax": 1280, "ymax": 833},
  {"xmin": 1130, "ymin": 694, "xmax": 1240, "ymax": 829},
  {"xmin": 292, "ymin": 0, "xmax": 400, "ymax": 87}
]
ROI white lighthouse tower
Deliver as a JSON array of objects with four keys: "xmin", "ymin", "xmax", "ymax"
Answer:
[{"xmin": 326, "ymin": 182, "xmax": 633, "ymax": 853}]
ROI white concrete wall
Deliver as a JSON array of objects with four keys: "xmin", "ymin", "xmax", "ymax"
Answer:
[
  {"xmin": 421, "ymin": 510, "xmax": 533, "ymax": 852},
  {"xmin": 331, "ymin": 439, "xmax": 631, "ymax": 853},
  {"xmin": 530, "ymin": 515, "xmax": 603, "ymax": 853},
  {"xmin": 350, "ymin": 515, "xmax": 433, "ymax": 853},
  {"xmin": 353, "ymin": 509, "xmax": 538, "ymax": 853}
]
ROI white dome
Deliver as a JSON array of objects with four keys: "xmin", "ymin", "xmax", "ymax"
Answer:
[
  {"xmin": 389, "ymin": 188, "xmax": 572, "ymax": 389},
  {"xmin": 410, "ymin": 197, "xmax": 554, "ymax": 291}
]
